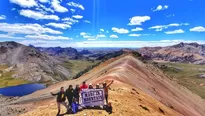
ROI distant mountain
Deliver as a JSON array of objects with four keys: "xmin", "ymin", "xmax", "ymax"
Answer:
[
  {"xmin": 79, "ymin": 49, "xmax": 92, "ymax": 55},
  {"xmin": 0, "ymin": 41, "xmax": 71, "ymax": 83},
  {"xmin": 35, "ymin": 46, "xmax": 84, "ymax": 59},
  {"xmin": 137, "ymin": 42, "xmax": 205, "ymax": 64}
]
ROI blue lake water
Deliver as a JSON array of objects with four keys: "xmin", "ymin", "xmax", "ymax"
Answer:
[{"xmin": 0, "ymin": 84, "xmax": 46, "ymax": 96}]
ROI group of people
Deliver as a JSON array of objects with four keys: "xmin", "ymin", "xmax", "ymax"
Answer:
[{"xmin": 51, "ymin": 80, "xmax": 114, "ymax": 115}]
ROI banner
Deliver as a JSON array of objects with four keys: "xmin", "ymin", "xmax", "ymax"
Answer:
[{"xmin": 81, "ymin": 89, "xmax": 104, "ymax": 106}]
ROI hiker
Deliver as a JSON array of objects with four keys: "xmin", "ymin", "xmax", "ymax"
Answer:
[
  {"xmin": 96, "ymin": 83, "xmax": 100, "ymax": 89},
  {"xmin": 73, "ymin": 84, "xmax": 80, "ymax": 103},
  {"xmin": 88, "ymin": 83, "xmax": 93, "ymax": 89},
  {"xmin": 66, "ymin": 85, "xmax": 74, "ymax": 107},
  {"xmin": 51, "ymin": 87, "xmax": 68, "ymax": 116},
  {"xmin": 80, "ymin": 81, "xmax": 88, "ymax": 91},
  {"xmin": 103, "ymin": 80, "xmax": 114, "ymax": 104},
  {"xmin": 72, "ymin": 98, "xmax": 79, "ymax": 114}
]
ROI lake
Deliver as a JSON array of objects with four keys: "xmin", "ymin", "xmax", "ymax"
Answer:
[{"xmin": 0, "ymin": 84, "xmax": 46, "ymax": 96}]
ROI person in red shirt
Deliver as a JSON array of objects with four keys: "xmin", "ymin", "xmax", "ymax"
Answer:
[{"xmin": 80, "ymin": 81, "xmax": 88, "ymax": 91}]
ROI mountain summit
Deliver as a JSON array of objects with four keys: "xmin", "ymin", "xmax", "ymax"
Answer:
[{"xmin": 7, "ymin": 53, "xmax": 204, "ymax": 116}]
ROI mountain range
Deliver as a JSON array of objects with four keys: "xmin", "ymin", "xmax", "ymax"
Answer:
[
  {"xmin": 0, "ymin": 41, "xmax": 71, "ymax": 84},
  {"xmin": 137, "ymin": 42, "xmax": 205, "ymax": 64}
]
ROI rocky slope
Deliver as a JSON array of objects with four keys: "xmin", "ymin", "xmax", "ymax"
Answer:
[
  {"xmin": 0, "ymin": 41, "xmax": 71, "ymax": 83},
  {"xmin": 137, "ymin": 42, "xmax": 205, "ymax": 64},
  {"xmin": 3, "ymin": 53, "xmax": 204, "ymax": 116}
]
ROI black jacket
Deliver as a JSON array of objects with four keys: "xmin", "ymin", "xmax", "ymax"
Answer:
[
  {"xmin": 73, "ymin": 88, "xmax": 80, "ymax": 98},
  {"xmin": 52, "ymin": 92, "xmax": 66, "ymax": 102},
  {"xmin": 66, "ymin": 89, "xmax": 74, "ymax": 99}
]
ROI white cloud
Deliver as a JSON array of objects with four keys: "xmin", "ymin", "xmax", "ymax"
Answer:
[
  {"xmin": 167, "ymin": 14, "xmax": 175, "ymax": 17},
  {"xmin": 80, "ymin": 32, "xmax": 87, "ymax": 36},
  {"xmin": 131, "ymin": 27, "xmax": 143, "ymax": 32},
  {"xmin": 67, "ymin": 2, "xmax": 84, "ymax": 10},
  {"xmin": 80, "ymin": 32, "xmax": 105, "ymax": 40},
  {"xmin": 112, "ymin": 27, "xmax": 129, "ymax": 34},
  {"xmin": 128, "ymin": 16, "xmax": 150, "ymax": 26},
  {"xmin": 52, "ymin": 0, "xmax": 68, "ymax": 13},
  {"xmin": 70, "ymin": 9, "xmax": 76, "ymax": 13},
  {"xmin": 62, "ymin": 17, "xmax": 79, "ymax": 24},
  {"xmin": 97, "ymin": 34, "xmax": 106, "ymax": 38},
  {"xmin": 153, "ymin": 5, "xmax": 169, "ymax": 12},
  {"xmin": 110, "ymin": 34, "xmax": 118, "ymax": 38},
  {"xmin": 165, "ymin": 29, "xmax": 184, "ymax": 34},
  {"xmin": 84, "ymin": 20, "xmax": 91, "ymax": 23},
  {"xmin": 106, "ymin": 31, "xmax": 109, "ymax": 33},
  {"xmin": 72, "ymin": 15, "xmax": 83, "ymax": 19},
  {"xmin": 25, "ymin": 34, "xmax": 72, "ymax": 40},
  {"xmin": 38, "ymin": 4, "xmax": 54, "ymax": 13},
  {"xmin": 149, "ymin": 23, "xmax": 189, "ymax": 31},
  {"xmin": 190, "ymin": 26, "xmax": 205, "ymax": 32},
  {"xmin": 46, "ymin": 23, "xmax": 71, "ymax": 29},
  {"xmin": 0, "ymin": 34, "xmax": 25, "ymax": 39},
  {"xmin": 100, "ymin": 29, "xmax": 104, "ymax": 32},
  {"xmin": 10, "ymin": 0, "xmax": 37, "ymax": 8},
  {"xmin": 39, "ymin": 0, "xmax": 49, "ymax": 3},
  {"xmin": 20, "ymin": 9, "xmax": 59, "ymax": 20},
  {"xmin": 128, "ymin": 34, "xmax": 141, "ymax": 37},
  {"xmin": 0, "ymin": 15, "xmax": 6, "ymax": 20},
  {"xmin": 0, "ymin": 23, "xmax": 62, "ymax": 35}
]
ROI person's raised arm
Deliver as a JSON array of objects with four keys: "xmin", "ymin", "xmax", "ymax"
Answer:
[
  {"xmin": 107, "ymin": 80, "xmax": 114, "ymax": 87},
  {"xmin": 51, "ymin": 92, "xmax": 58, "ymax": 96}
]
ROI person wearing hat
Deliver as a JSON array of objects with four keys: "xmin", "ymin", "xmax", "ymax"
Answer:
[
  {"xmin": 103, "ymin": 80, "xmax": 114, "ymax": 104},
  {"xmin": 96, "ymin": 83, "xmax": 100, "ymax": 89},
  {"xmin": 88, "ymin": 83, "xmax": 93, "ymax": 89}
]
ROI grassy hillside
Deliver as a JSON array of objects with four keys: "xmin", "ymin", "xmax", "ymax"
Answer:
[
  {"xmin": 155, "ymin": 62, "xmax": 205, "ymax": 99},
  {"xmin": 0, "ymin": 65, "xmax": 28, "ymax": 88},
  {"xmin": 62, "ymin": 60, "xmax": 100, "ymax": 78}
]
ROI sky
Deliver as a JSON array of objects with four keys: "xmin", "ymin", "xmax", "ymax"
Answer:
[{"xmin": 0, "ymin": 0, "xmax": 205, "ymax": 48}]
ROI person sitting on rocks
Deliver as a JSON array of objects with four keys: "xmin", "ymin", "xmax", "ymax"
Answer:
[{"xmin": 51, "ymin": 87, "xmax": 68, "ymax": 116}]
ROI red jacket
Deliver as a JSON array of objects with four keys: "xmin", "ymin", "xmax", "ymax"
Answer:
[{"xmin": 80, "ymin": 84, "xmax": 88, "ymax": 91}]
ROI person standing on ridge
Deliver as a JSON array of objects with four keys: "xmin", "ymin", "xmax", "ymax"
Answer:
[
  {"xmin": 51, "ymin": 87, "xmax": 68, "ymax": 116},
  {"xmin": 96, "ymin": 83, "xmax": 100, "ymax": 89},
  {"xmin": 66, "ymin": 85, "xmax": 74, "ymax": 107},
  {"xmin": 88, "ymin": 83, "xmax": 94, "ymax": 89},
  {"xmin": 103, "ymin": 80, "xmax": 114, "ymax": 104},
  {"xmin": 73, "ymin": 84, "xmax": 80, "ymax": 103},
  {"xmin": 80, "ymin": 81, "xmax": 88, "ymax": 91}
]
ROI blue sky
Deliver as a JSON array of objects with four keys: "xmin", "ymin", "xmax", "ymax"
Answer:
[{"xmin": 0, "ymin": 0, "xmax": 205, "ymax": 48}]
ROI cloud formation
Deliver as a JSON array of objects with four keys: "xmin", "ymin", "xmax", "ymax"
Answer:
[
  {"xmin": 20, "ymin": 9, "xmax": 59, "ymax": 20},
  {"xmin": 128, "ymin": 16, "xmax": 151, "ymax": 25},
  {"xmin": 190, "ymin": 26, "xmax": 205, "ymax": 32},
  {"xmin": 112, "ymin": 27, "xmax": 129, "ymax": 34}
]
